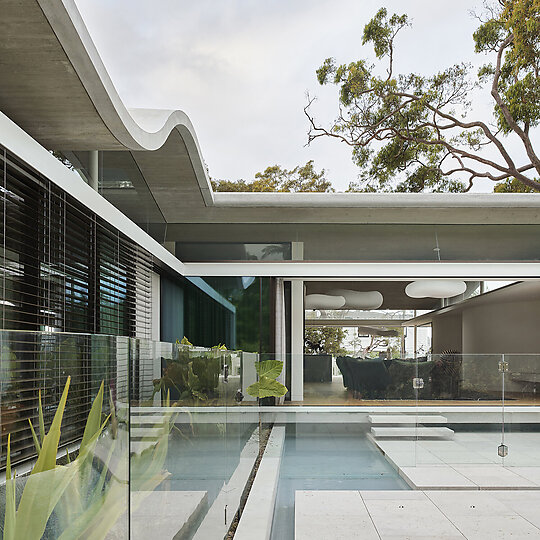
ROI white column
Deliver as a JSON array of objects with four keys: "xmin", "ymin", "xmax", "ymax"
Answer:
[
  {"xmin": 151, "ymin": 272, "xmax": 161, "ymax": 405},
  {"xmin": 275, "ymin": 278, "xmax": 287, "ymax": 403},
  {"xmin": 88, "ymin": 150, "xmax": 99, "ymax": 191},
  {"xmin": 275, "ymin": 278, "xmax": 286, "ymax": 374},
  {"xmin": 290, "ymin": 242, "xmax": 304, "ymax": 401}
]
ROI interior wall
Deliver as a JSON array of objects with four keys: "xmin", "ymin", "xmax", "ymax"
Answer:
[
  {"xmin": 462, "ymin": 299, "xmax": 540, "ymax": 354},
  {"xmin": 432, "ymin": 313, "xmax": 463, "ymax": 354}
]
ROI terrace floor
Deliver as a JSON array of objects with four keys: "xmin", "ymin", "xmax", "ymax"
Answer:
[
  {"xmin": 370, "ymin": 431, "xmax": 540, "ymax": 489},
  {"xmin": 296, "ymin": 490, "xmax": 540, "ymax": 539}
]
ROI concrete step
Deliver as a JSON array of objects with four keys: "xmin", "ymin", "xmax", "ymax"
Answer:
[
  {"xmin": 131, "ymin": 414, "xmax": 169, "ymax": 426},
  {"xmin": 130, "ymin": 440, "xmax": 159, "ymax": 454},
  {"xmin": 371, "ymin": 426, "xmax": 454, "ymax": 439},
  {"xmin": 368, "ymin": 415, "xmax": 447, "ymax": 425},
  {"xmin": 130, "ymin": 427, "xmax": 164, "ymax": 440}
]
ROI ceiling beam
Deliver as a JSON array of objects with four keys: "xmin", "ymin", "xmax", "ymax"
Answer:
[{"xmin": 182, "ymin": 261, "xmax": 540, "ymax": 279}]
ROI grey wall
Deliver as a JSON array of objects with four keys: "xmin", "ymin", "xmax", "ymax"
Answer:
[
  {"xmin": 431, "ymin": 294, "xmax": 540, "ymax": 393},
  {"xmin": 432, "ymin": 295, "xmax": 540, "ymax": 355},
  {"xmin": 432, "ymin": 313, "xmax": 463, "ymax": 354},
  {"xmin": 160, "ymin": 276, "xmax": 184, "ymax": 343},
  {"xmin": 462, "ymin": 299, "xmax": 540, "ymax": 354}
]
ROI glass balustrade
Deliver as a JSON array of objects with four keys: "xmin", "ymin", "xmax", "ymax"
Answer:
[{"xmin": 1, "ymin": 336, "xmax": 539, "ymax": 538}]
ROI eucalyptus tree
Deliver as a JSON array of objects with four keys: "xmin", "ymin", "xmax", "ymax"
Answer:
[
  {"xmin": 305, "ymin": 1, "xmax": 540, "ymax": 192},
  {"xmin": 211, "ymin": 160, "xmax": 334, "ymax": 192}
]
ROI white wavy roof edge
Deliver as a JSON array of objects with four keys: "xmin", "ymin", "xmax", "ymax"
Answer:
[{"xmin": 39, "ymin": 0, "xmax": 214, "ymax": 205}]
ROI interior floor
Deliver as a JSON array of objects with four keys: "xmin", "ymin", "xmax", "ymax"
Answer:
[{"xmin": 287, "ymin": 376, "xmax": 538, "ymax": 406}]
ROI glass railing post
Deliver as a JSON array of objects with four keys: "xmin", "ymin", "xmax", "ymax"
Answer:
[{"xmin": 498, "ymin": 353, "xmax": 509, "ymax": 461}]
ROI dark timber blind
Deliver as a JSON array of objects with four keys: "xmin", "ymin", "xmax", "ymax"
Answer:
[
  {"xmin": 0, "ymin": 146, "xmax": 153, "ymax": 467},
  {"xmin": 0, "ymin": 147, "xmax": 152, "ymax": 337}
]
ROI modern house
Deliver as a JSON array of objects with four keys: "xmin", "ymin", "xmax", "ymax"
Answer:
[{"xmin": 1, "ymin": 1, "xmax": 540, "ymax": 539}]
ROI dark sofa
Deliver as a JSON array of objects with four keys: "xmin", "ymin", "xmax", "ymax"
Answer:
[{"xmin": 336, "ymin": 356, "xmax": 456, "ymax": 400}]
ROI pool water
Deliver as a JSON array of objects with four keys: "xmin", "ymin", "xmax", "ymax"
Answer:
[
  {"xmin": 162, "ymin": 422, "xmax": 256, "ymax": 502},
  {"xmin": 270, "ymin": 423, "xmax": 409, "ymax": 540}
]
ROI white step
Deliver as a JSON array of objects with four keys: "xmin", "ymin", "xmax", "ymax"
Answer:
[
  {"xmin": 130, "ymin": 440, "xmax": 158, "ymax": 454},
  {"xmin": 368, "ymin": 415, "xmax": 447, "ymax": 425},
  {"xmin": 131, "ymin": 414, "xmax": 168, "ymax": 426},
  {"xmin": 130, "ymin": 427, "xmax": 164, "ymax": 439},
  {"xmin": 371, "ymin": 427, "xmax": 454, "ymax": 439}
]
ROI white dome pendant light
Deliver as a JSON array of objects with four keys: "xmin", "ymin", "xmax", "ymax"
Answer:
[
  {"xmin": 405, "ymin": 280, "xmax": 467, "ymax": 299},
  {"xmin": 328, "ymin": 289, "xmax": 383, "ymax": 309},
  {"xmin": 305, "ymin": 294, "xmax": 346, "ymax": 310}
]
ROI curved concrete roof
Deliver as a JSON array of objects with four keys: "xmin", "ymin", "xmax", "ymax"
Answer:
[
  {"xmin": 0, "ymin": 0, "xmax": 213, "ymax": 206},
  {"xmin": 2, "ymin": 0, "xmax": 540, "ymax": 230}
]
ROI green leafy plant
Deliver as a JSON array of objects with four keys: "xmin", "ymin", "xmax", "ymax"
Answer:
[
  {"xmin": 152, "ymin": 358, "xmax": 209, "ymax": 402},
  {"xmin": 153, "ymin": 341, "xmax": 227, "ymax": 403},
  {"xmin": 3, "ymin": 378, "xmax": 175, "ymax": 540},
  {"xmin": 3, "ymin": 377, "xmax": 108, "ymax": 540},
  {"xmin": 247, "ymin": 360, "xmax": 288, "ymax": 399}
]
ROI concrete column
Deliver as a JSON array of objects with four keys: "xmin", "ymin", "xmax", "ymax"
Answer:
[
  {"xmin": 290, "ymin": 242, "xmax": 304, "ymax": 401},
  {"xmin": 274, "ymin": 278, "xmax": 287, "ymax": 403},
  {"xmin": 88, "ymin": 150, "xmax": 99, "ymax": 191}
]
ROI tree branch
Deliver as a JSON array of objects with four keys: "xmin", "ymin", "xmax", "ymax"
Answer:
[{"xmin": 491, "ymin": 34, "xmax": 540, "ymax": 175}]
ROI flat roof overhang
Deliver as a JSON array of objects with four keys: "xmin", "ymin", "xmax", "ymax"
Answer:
[{"xmin": 181, "ymin": 261, "xmax": 540, "ymax": 279}]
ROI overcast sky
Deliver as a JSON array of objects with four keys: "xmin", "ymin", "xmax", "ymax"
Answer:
[{"xmin": 74, "ymin": 0, "xmax": 530, "ymax": 192}]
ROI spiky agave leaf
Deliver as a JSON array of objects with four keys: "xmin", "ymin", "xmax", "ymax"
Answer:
[
  {"xmin": 38, "ymin": 389, "xmax": 45, "ymax": 446},
  {"xmin": 79, "ymin": 381, "xmax": 104, "ymax": 456},
  {"xmin": 3, "ymin": 434, "xmax": 16, "ymax": 540},
  {"xmin": 28, "ymin": 419, "xmax": 41, "ymax": 454},
  {"xmin": 32, "ymin": 376, "xmax": 71, "ymax": 475}
]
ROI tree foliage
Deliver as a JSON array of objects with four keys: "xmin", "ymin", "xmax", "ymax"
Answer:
[
  {"xmin": 211, "ymin": 160, "xmax": 334, "ymax": 192},
  {"xmin": 494, "ymin": 177, "xmax": 536, "ymax": 191},
  {"xmin": 305, "ymin": 1, "xmax": 540, "ymax": 192},
  {"xmin": 305, "ymin": 326, "xmax": 346, "ymax": 355}
]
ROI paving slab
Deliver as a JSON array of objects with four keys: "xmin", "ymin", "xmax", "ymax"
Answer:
[
  {"xmin": 372, "ymin": 427, "xmax": 454, "ymax": 438},
  {"xmin": 106, "ymin": 491, "xmax": 207, "ymax": 540},
  {"xmin": 295, "ymin": 491, "xmax": 540, "ymax": 540},
  {"xmin": 295, "ymin": 491, "xmax": 379, "ymax": 540},
  {"xmin": 400, "ymin": 466, "xmax": 476, "ymax": 490},
  {"xmin": 454, "ymin": 465, "xmax": 538, "ymax": 489},
  {"xmin": 368, "ymin": 415, "xmax": 448, "ymax": 424}
]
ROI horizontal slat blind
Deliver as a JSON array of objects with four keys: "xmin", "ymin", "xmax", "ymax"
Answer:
[
  {"xmin": 0, "ymin": 147, "xmax": 152, "ymax": 338},
  {"xmin": 0, "ymin": 330, "xmax": 122, "ymax": 467}
]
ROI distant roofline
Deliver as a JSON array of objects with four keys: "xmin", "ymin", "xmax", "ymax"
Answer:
[{"xmin": 213, "ymin": 192, "xmax": 540, "ymax": 208}]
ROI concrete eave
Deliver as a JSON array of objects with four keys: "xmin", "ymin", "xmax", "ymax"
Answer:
[
  {"xmin": 1, "ymin": 0, "xmax": 214, "ymax": 206},
  {"xmin": 213, "ymin": 192, "xmax": 540, "ymax": 208}
]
